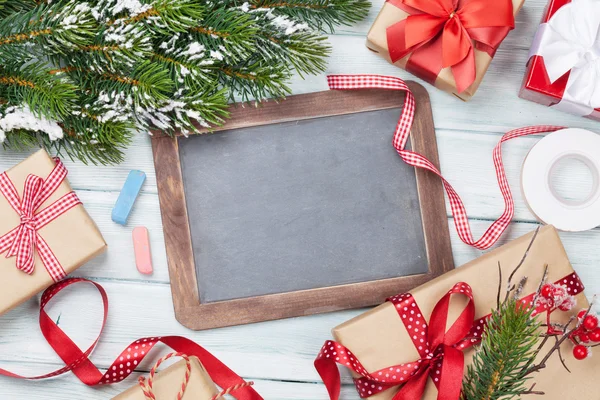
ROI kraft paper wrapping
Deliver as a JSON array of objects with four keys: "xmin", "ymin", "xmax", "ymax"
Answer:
[
  {"xmin": 113, "ymin": 358, "xmax": 219, "ymax": 400},
  {"xmin": 0, "ymin": 150, "xmax": 106, "ymax": 315},
  {"xmin": 366, "ymin": 0, "xmax": 524, "ymax": 101},
  {"xmin": 333, "ymin": 226, "xmax": 596, "ymax": 399}
]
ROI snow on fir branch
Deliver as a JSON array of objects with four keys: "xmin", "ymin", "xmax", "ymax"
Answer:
[{"xmin": 0, "ymin": 0, "xmax": 370, "ymax": 164}]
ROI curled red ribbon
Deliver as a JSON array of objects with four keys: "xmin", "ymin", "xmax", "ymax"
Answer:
[
  {"xmin": 0, "ymin": 278, "xmax": 263, "ymax": 400},
  {"xmin": 386, "ymin": 0, "xmax": 515, "ymax": 93},
  {"xmin": 315, "ymin": 273, "xmax": 584, "ymax": 400}
]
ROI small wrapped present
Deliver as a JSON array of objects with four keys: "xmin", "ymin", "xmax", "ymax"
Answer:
[
  {"xmin": 366, "ymin": 0, "xmax": 524, "ymax": 101},
  {"xmin": 113, "ymin": 355, "xmax": 220, "ymax": 400},
  {"xmin": 520, "ymin": 0, "xmax": 600, "ymax": 120},
  {"xmin": 0, "ymin": 149, "xmax": 106, "ymax": 315},
  {"xmin": 315, "ymin": 226, "xmax": 597, "ymax": 399}
]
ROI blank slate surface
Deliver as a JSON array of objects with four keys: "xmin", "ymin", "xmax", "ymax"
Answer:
[{"xmin": 179, "ymin": 108, "xmax": 427, "ymax": 303}]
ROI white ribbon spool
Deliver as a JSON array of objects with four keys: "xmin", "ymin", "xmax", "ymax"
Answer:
[{"xmin": 522, "ymin": 128, "xmax": 600, "ymax": 231}]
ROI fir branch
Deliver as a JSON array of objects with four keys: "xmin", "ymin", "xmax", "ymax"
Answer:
[
  {"xmin": 461, "ymin": 299, "xmax": 540, "ymax": 400},
  {"xmin": 462, "ymin": 229, "xmax": 591, "ymax": 399},
  {"xmin": 67, "ymin": 61, "xmax": 174, "ymax": 107},
  {"xmin": 64, "ymin": 23, "xmax": 154, "ymax": 69},
  {"xmin": 0, "ymin": 0, "xmax": 35, "ymax": 19},
  {"xmin": 146, "ymin": 86, "xmax": 229, "ymax": 135},
  {"xmin": 190, "ymin": 8, "xmax": 258, "ymax": 62},
  {"xmin": 0, "ymin": 60, "xmax": 76, "ymax": 120},
  {"xmin": 256, "ymin": 29, "xmax": 330, "ymax": 76},
  {"xmin": 0, "ymin": 2, "xmax": 97, "ymax": 54},
  {"xmin": 219, "ymin": 61, "xmax": 291, "ymax": 102},
  {"xmin": 249, "ymin": 0, "xmax": 371, "ymax": 32},
  {"xmin": 57, "ymin": 114, "xmax": 134, "ymax": 164},
  {"xmin": 151, "ymin": 36, "xmax": 217, "ymax": 86},
  {"xmin": 0, "ymin": 0, "xmax": 370, "ymax": 163},
  {"xmin": 109, "ymin": 0, "xmax": 205, "ymax": 35}
]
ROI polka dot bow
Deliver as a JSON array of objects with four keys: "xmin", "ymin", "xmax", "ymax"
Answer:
[
  {"xmin": 314, "ymin": 273, "xmax": 585, "ymax": 400},
  {"xmin": 315, "ymin": 282, "xmax": 477, "ymax": 400}
]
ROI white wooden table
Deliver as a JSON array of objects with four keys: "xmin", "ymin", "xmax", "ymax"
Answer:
[{"xmin": 1, "ymin": 0, "xmax": 599, "ymax": 398}]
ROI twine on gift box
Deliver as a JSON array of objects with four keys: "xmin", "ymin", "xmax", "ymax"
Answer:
[
  {"xmin": 210, "ymin": 381, "xmax": 255, "ymax": 400},
  {"xmin": 138, "ymin": 352, "xmax": 192, "ymax": 400},
  {"xmin": 138, "ymin": 352, "xmax": 254, "ymax": 400}
]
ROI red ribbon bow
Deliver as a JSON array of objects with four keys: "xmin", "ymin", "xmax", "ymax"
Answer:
[
  {"xmin": 386, "ymin": 0, "xmax": 515, "ymax": 93},
  {"xmin": 0, "ymin": 278, "xmax": 263, "ymax": 400},
  {"xmin": 0, "ymin": 158, "xmax": 81, "ymax": 281},
  {"xmin": 315, "ymin": 271, "xmax": 584, "ymax": 400},
  {"xmin": 315, "ymin": 282, "xmax": 477, "ymax": 400}
]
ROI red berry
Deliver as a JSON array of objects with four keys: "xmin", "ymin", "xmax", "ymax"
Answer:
[
  {"xmin": 578, "ymin": 310, "xmax": 589, "ymax": 319},
  {"xmin": 579, "ymin": 332, "xmax": 590, "ymax": 343},
  {"xmin": 590, "ymin": 328, "xmax": 600, "ymax": 343},
  {"xmin": 573, "ymin": 345, "xmax": 589, "ymax": 360},
  {"xmin": 541, "ymin": 284, "xmax": 553, "ymax": 299},
  {"xmin": 584, "ymin": 315, "xmax": 599, "ymax": 331}
]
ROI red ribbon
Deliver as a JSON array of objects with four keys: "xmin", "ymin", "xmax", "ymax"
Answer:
[
  {"xmin": 327, "ymin": 74, "xmax": 566, "ymax": 249},
  {"xmin": 0, "ymin": 278, "xmax": 263, "ymax": 400},
  {"xmin": 315, "ymin": 273, "xmax": 584, "ymax": 400},
  {"xmin": 0, "ymin": 158, "xmax": 81, "ymax": 281},
  {"xmin": 386, "ymin": 0, "xmax": 515, "ymax": 93}
]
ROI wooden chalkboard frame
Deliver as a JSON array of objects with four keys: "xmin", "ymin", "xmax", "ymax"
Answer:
[{"xmin": 152, "ymin": 82, "xmax": 454, "ymax": 330}]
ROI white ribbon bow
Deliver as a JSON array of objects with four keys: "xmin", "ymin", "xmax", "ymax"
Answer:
[{"xmin": 531, "ymin": 0, "xmax": 600, "ymax": 115}]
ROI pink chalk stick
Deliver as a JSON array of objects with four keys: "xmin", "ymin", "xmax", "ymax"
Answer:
[{"xmin": 133, "ymin": 227, "xmax": 153, "ymax": 275}]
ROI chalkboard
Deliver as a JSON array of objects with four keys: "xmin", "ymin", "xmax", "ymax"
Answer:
[{"xmin": 152, "ymin": 83, "xmax": 453, "ymax": 330}]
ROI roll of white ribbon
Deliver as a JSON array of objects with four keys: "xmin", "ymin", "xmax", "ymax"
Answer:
[{"xmin": 522, "ymin": 128, "xmax": 600, "ymax": 232}]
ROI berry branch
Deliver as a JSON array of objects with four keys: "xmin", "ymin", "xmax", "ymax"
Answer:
[{"xmin": 461, "ymin": 229, "xmax": 598, "ymax": 399}]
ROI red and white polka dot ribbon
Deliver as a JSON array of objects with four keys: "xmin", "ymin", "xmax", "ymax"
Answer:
[
  {"xmin": 0, "ymin": 278, "xmax": 263, "ymax": 400},
  {"xmin": 0, "ymin": 158, "xmax": 80, "ymax": 281},
  {"xmin": 314, "ymin": 273, "xmax": 584, "ymax": 399},
  {"xmin": 327, "ymin": 75, "xmax": 566, "ymax": 250}
]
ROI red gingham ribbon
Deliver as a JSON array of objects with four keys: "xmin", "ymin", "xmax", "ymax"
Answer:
[
  {"xmin": 0, "ymin": 158, "xmax": 81, "ymax": 281},
  {"xmin": 314, "ymin": 272, "xmax": 584, "ymax": 399},
  {"xmin": 327, "ymin": 75, "xmax": 566, "ymax": 250},
  {"xmin": 0, "ymin": 278, "xmax": 263, "ymax": 400}
]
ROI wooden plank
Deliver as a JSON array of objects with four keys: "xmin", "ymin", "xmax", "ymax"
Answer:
[
  {"xmin": 0, "ymin": 221, "xmax": 597, "ymax": 385},
  {"xmin": 1, "ymin": 1, "xmax": 599, "ymax": 397},
  {"xmin": 0, "ymin": 367, "xmax": 361, "ymax": 400}
]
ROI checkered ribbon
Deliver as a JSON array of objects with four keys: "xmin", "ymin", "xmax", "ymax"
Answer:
[
  {"xmin": 314, "ymin": 272, "xmax": 584, "ymax": 399},
  {"xmin": 327, "ymin": 75, "xmax": 566, "ymax": 250},
  {"xmin": 0, "ymin": 158, "xmax": 81, "ymax": 281},
  {"xmin": 0, "ymin": 278, "xmax": 264, "ymax": 400}
]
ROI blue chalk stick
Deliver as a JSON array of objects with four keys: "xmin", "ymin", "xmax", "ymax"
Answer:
[{"xmin": 112, "ymin": 170, "xmax": 146, "ymax": 225}]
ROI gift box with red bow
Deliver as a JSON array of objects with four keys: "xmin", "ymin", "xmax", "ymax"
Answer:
[
  {"xmin": 315, "ymin": 226, "xmax": 599, "ymax": 400},
  {"xmin": 0, "ymin": 150, "xmax": 106, "ymax": 315},
  {"xmin": 519, "ymin": 0, "xmax": 600, "ymax": 120},
  {"xmin": 366, "ymin": 0, "xmax": 524, "ymax": 101}
]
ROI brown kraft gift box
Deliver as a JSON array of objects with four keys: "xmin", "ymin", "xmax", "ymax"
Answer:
[
  {"xmin": 366, "ymin": 0, "xmax": 524, "ymax": 101},
  {"xmin": 332, "ymin": 226, "xmax": 594, "ymax": 399},
  {"xmin": 0, "ymin": 149, "xmax": 106, "ymax": 315},
  {"xmin": 113, "ymin": 357, "xmax": 219, "ymax": 400}
]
